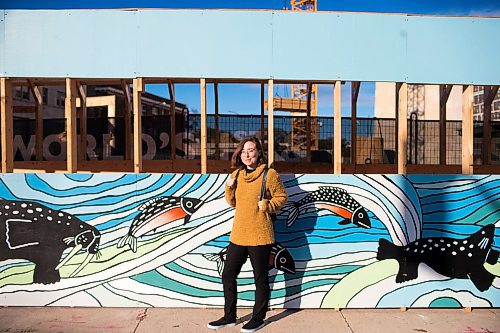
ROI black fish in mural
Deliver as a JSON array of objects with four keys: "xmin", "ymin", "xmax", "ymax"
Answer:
[
  {"xmin": 377, "ymin": 224, "xmax": 499, "ymax": 291},
  {"xmin": 282, "ymin": 186, "xmax": 371, "ymax": 229},
  {"xmin": 203, "ymin": 242, "xmax": 296, "ymax": 275},
  {"xmin": 118, "ymin": 196, "xmax": 203, "ymax": 253},
  {"xmin": 0, "ymin": 199, "xmax": 101, "ymax": 284}
]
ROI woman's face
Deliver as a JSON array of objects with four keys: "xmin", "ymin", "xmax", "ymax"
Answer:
[{"xmin": 240, "ymin": 141, "xmax": 259, "ymax": 169}]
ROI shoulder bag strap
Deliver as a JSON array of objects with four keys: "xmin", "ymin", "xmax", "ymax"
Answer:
[{"xmin": 260, "ymin": 167, "xmax": 269, "ymax": 201}]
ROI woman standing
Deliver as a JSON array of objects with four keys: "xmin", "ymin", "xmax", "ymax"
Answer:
[{"xmin": 207, "ymin": 137, "xmax": 288, "ymax": 333}]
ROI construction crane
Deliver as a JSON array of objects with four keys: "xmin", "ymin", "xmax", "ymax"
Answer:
[{"xmin": 267, "ymin": 0, "xmax": 319, "ymax": 155}]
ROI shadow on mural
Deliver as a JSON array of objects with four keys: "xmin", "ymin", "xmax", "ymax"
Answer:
[{"xmin": 0, "ymin": 173, "xmax": 498, "ymax": 308}]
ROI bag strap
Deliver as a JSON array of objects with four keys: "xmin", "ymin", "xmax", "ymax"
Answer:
[{"xmin": 260, "ymin": 167, "xmax": 269, "ymax": 201}]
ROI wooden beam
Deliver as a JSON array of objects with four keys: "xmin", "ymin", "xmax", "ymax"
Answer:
[
  {"xmin": 121, "ymin": 80, "xmax": 132, "ymax": 160},
  {"xmin": 268, "ymin": 79, "xmax": 274, "ymax": 167},
  {"xmin": 65, "ymin": 78, "xmax": 78, "ymax": 173},
  {"xmin": 462, "ymin": 85, "xmax": 474, "ymax": 174},
  {"xmin": 77, "ymin": 82, "xmax": 87, "ymax": 162},
  {"xmin": 351, "ymin": 82, "xmax": 360, "ymax": 165},
  {"xmin": 214, "ymin": 81, "xmax": 220, "ymax": 160},
  {"xmin": 200, "ymin": 78, "xmax": 207, "ymax": 174},
  {"xmin": 334, "ymin": 81, "xmax": 342, "ymax": 174},
  {"xmin": 439, "ymin": 84, "xmax": 452, "ymax": 165},
  {"xmin": 306, "ymin": 82, "xmax": 312, "ymax": 163},
  {"xmin": 12, "ymin": 105, "xmax": 37, "ymax": 113},
  {"xmin": 133, "ymin": 78, "xmax": 144, "ymax": 173},
  {"xmin": 397, "ymin": 83, "xmax": 408, "ymax": 174},
  {"xmin": 1, "ymin": 78, "xmax": 13, "ymax": 173},
  {"xmin": 27, "ymin": 80, "xmax": 44, "ymax": 161},
  {"xmin": 260, "ymin": 83, "xmax": 265, "ymax": 144},
  {"xmin": 483, "ymin": 86, "xmax": 499, "ymax": 165},
  {"xmin": 168, "ymin": 80, "xmax": 176, "ymax": 161}
]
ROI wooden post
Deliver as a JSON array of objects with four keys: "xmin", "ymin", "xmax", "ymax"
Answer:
[
  {"xmin": 77, "ymin": 82, "xmax": 87, "ymax": 162},
  {"xmin": 121, "ymin": 80, "xmax": 132, "ymax": 160},
  {"xmin": 133, "ymin": 78, "xmax": 144, "ymax": 173},
  {"xmin": 483, "ymin": 86, "xmax": 498, "ymax": 165},
  {"xmin": 168, "ymin": 80, "xmax": 176, "ymax": 161},
  {"xmin": 351, "ymin": 82, "xmax": 360, "ymax": 165},
  {"xmin": 267, "ymin": 79, "xmax": 274, "ymax": 166},
  {"xmin": 200, "ymin": 78, "xmax": 207, "ymax": 174},
  {"xmin": 397, "ymin": 83, "xmax": 408, "ymax": 175},
  {"xmin": 0, "ymin": 78, "xmax": 13, "ymax": 173},
  {"xmin": 333, "ymin": 81, "xmax": 342, "ymax": 174},
  {"xmin": 306, "ymin": 82, "xmax": 312, "ymax": 163},
  {"xmin": 28, "ymin": 79, "xmax": 44, "ymax": 161},
  {"xmin": 260, "ymin": 83, "xmax": 265, "ymax": 144},
  {"xmin": 439, "ymin": 85, "xmax": 452, "ymax": 165},
  {"xmin": 65, "ymin": 78, "xmax": 78, "ymax": 173},
  {"xmin": 462, "ymin": 85, "xmax": 474, "ymax": 175},
  {"xmin": 214, "ymin": 81, "xmax": 220, "ymax": 160}
]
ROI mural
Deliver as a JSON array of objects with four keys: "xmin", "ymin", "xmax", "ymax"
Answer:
[{"xmin": 0, "ymin": 173, "xmax": 498, "ymax": 308}]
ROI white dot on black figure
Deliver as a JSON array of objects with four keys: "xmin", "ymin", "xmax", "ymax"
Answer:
[
  {"xmin": 68, "ymin": 216, "xmax": 71, "ymax": 219},
  {"xmin": 47, "ymin": 216, "xmax": 53, "ymax": 221},
  {"xmin": 414, "ymin": 249, "xmax": 418, "ymax": 253},
  {"xmin": 423, "ymin": 244, "xmax": 427, "ymax": 248},
  {"xmin": 66, "ymin": 222, "xmax": 70, "ymax": 226},
  {"xmin": 58, "ymin": 213, "xmax": 63, "ymax": 217},
  {"xmin": 468, "ymin": 253, "xmax": 472, "ymax": 257},
  {"xmin": 463, "ymin": 240, "xmax": 468, "ymax": 244},
  {"xmin": 21, "ymin": 203, "xmax": 27, "ymax": 208},
  {"xmin": 421, "ymin": 250, "xmax": 424, "ymax": 253},
  {"xmin": 4, "ymin": 205, "xmax": 9, "ymax": 210},
  {"xmin": 428, "ymin": 239, "xmax": 433, "ymax": 242},
  {"xmin": 460, "ymin": 247, "xmax": 465, "ymax": 251},
  {"xmin": 13, "ymin": 211, "xmax": 19, "ymax": 215},
  {"xmin": 434, "ymin": 244, "xmax": 439, "ymax": 247},
  {"xmin": 405, "ymin": 248, "xmax": 410, "ymax": 252},
  {"xmin": 452, "ymin": 251, "xmax": 457, "ymax": 255},
  {"xmin": 453, "ymin": 241, "xmax": 458, "ymax": 245},
  {"xmin": 447, "ymin": 244, "xmax": 451, "ymax": 247},
  {"xmin": 40, "ymin": 214, "xmax": 44, "ymax": 218},
  {"xmin": 57, "ymin": 221, "xmax": 61, "ymax": 223},
  {"xmin": 469, "ymin": 244, "xmax": 474, "ymax": 248},
  {"xmin": 441, "ymin": 248, "xmax": 445, "ymax": 251},
  {"xmin": 35, "ymin": 208, "xmax": 42, "ymax": 212},
  {"xmin": 48, "ymin": 210, "xmax": 52, "ymax": 213},
  {"xmin": 80, "ymin": 225, "xmax": 83, "ymax": 228},
  {"xmin": 482, "ymin": 231, "xmax": 485, "ymax": 234},
  {"xmin": 34, "ymin": 218, "xmax": 37, "ymax": 221},
  {"xmin": 415, "ymin": 241, "xmax": 419, "ymax": 245},
  {"xmin": 440, "ymin": 239, "xmax": 444, "ymax": 242},
  {"xmin": 27, "ymin": 209, "xmax": 33, "ymax": 214}
]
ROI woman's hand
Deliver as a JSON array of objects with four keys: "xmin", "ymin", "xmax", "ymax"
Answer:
[{"xmin": 226, "ymin": 178, "xmax": 236, "ymax": 188}]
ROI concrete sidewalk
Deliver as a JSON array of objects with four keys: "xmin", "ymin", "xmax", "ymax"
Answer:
[{"xmin": 0, "ymin": 307, "xmax": 498, "ymax": 333}]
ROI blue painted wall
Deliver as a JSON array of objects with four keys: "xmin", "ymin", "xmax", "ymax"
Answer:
[{"xmin": 1, "ymin": 10, "xmax": 500, "ymax": 84}]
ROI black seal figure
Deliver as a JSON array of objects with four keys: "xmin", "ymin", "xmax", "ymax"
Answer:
[
  {"xmin": 0, "ymin": 199, "xmax": 101, "ymax": 284},
  {"xmin": 377, "ymin": 224, "xmax": 499, "ymax": 291}
]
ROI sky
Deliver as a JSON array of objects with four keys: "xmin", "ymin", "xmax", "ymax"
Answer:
[{"xmin": 2, "ymin": 0, "xmax": 500, "ymax": 117}]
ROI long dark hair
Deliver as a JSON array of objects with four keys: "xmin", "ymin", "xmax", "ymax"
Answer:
[{"xmin": 231, "ymin": 136, "xmax": 266, "ymax": 169}]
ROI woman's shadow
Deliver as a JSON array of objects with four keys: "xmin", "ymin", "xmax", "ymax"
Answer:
[{"xmin": 268, "ymin": 175, "xmax": 318, "ymax": 319}]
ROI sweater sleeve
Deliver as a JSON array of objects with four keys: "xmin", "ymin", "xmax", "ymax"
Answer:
[
  {"xmin": 262, "ymin": 169, "xmax": 287, "ymax": 213},
  {"xmin": 225, "ymin": 170, "xmax": 238, "ymax": 208}
]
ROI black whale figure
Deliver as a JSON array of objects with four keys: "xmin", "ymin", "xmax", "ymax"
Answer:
[
  {"xmin": 377, "ymin": 224, "xmax": 499, "ymax": 291},
  {"xmin": 0, "ymin": 199, "xmax": 101, "ymax": 284}
]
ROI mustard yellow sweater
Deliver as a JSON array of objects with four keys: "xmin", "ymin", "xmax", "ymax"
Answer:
[{"xmin": 225, "ymin": 164, "xmax": 288, "ymax": 246}]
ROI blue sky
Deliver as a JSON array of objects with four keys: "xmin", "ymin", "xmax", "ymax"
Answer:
[{"xmin": 2, "ymin": 1, "xmax": 499, "ymax": 117}]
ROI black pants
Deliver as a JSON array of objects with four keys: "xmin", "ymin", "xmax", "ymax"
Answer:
[{"xmin": 222, "ymin": 242, "xmax": 271, "ymax": 321}]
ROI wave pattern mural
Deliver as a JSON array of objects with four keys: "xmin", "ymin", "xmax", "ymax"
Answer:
[{"xmin": 0, "ymin": 173, "xmax": 498, "ymax": 308}]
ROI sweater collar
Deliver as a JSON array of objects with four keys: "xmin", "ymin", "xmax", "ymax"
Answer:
[{"xmin": 242, "ymin": 163, "xmax": 266, "ymax": 182}]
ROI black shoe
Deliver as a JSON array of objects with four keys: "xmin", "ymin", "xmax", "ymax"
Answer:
[
  {"xmin": 241, "ymin": 318, "xmax": 265, "ymax": 333},
  {"xmin": 207, "ymin": 317, "xmax": 237, "ymax": 330}
]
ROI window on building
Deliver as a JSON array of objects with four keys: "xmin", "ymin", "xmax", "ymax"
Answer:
[
  {"xmin": 56, "ymin": 91, "xmax": 65, "ymax": 107},
  {"xmin": 494, "ymin": 101, "xmax": 500, "ymax": 111},
  {"xmin": 42, "ymin": 88, "xmax": 48, "ymax": 105},
  {"xmin": 14, "ymin": 86, "xmax": 30, "ymax": 100}
]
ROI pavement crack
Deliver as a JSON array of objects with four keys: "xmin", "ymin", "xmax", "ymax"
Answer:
[
  {"xmin": 340, "ymin": 311, "xmax": 354, "ymax": 333},
  {"xmin": 133, "ymin": 308, "xmax": 149, "ymax": 333}
]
